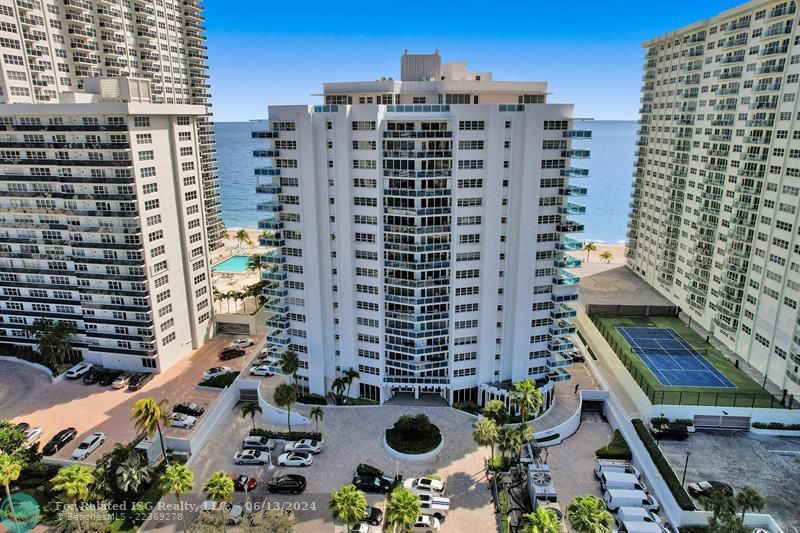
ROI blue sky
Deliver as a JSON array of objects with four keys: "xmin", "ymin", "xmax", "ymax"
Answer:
[{"xmin": 205, "ymin": 0, "xmax": 746, "ymax": 122}]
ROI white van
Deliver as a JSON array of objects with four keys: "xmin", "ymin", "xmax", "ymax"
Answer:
[
  {"xmin": 603, "ymin": 489, "xmax": 660, "ymax": 512},
  {"xmin": 600, "ymin": 471, "xmax": 649, "ymax": 493},
  {"xmin": 594, "ymin": 459, "xmax": 641, "ymax": 480},
  {"xmin": 615, "ymin": 506, "xmax": 662, "ymax": 526},
  {"xmin": 618, "ymin": 520, "xmax": 668, "ymax": 533}
]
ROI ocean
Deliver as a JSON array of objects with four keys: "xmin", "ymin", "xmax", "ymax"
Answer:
[{"xmin": 216, "ymin": 120, "xmax": 637, "ymax": 243}]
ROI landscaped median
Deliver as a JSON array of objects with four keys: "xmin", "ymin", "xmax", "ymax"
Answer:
[{"xmin": 631, "ymin": 419, "xmax": 694, "ymax": 510}]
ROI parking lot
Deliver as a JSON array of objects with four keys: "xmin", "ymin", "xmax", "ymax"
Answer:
[
  {"xmin": 0, "ymin": 333, "xmax": 261, "ymax": 463},
  {"xmin": 660, "ymin": 429, "xmax": 800, "ymax": 532}
]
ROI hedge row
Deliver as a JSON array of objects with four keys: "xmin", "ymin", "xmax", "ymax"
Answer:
[
  {"xmin": 631, "ymin": 419, "xmax": 694, "ymax": 511},
  {"xmin": 249, "ymin": 428, "xmax": 322, "ymax": 441},
  {"xmin": 297, "ymin": 393, "xmax": 327, "ymax": 405},
  {"xmin": 752, "ymin": 421, "xmax": 800, "ymax": 430},
  {"xmin": 198, "ymin": 371, "xmax": 239, "ymax": 388},
  {"xmin": 595, "ymin": 430, "xmax": 632, "ymax": 460}
]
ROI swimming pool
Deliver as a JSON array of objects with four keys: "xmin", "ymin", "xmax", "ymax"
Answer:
[{"xmin": 212, "ymin": 255, "xmax": 251, "ymax": 273}]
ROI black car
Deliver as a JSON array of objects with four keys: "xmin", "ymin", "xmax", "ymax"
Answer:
[
  {"xmin": 219, "ymin": 348, "xmax": 245, "ymax": 361},
  {"xmin": 42, "ymin": 427, "xmax": 78, "ymax": 456},
  {"xmin": 569, "ymin": 353, "xmax": 586, "ymax": 363},
  {"xmin": 82, "ymin": 367, "xmax": 105, "ymax": 385},
  {"xmin": 363, "ymin": 506, "xmax": 384, "ymax": 526},
  {"xmin": 352, "ymin": 475, "xmax": 393, "ymax": 494},
  {"xmin": 14, "ymin": 422, "xmax": 30, "ymax": 433},
  {"xmin": 127, "ymin": 373, "xmax": 153, "ymax": 391},
  {"xmin": 650, "ymin": 422, "xmax": 689, "ymax": 441},
  {"xmin": 173, "ymin": 402, "xmax": 205, "ymax": 417},
  {"xmin": 267, "ymin": 474, "xmax": 306, "ymax": 495},
  {"xmin": 98, "ymin": 369, "xmax": 123, "ymax": 386},
  {"xmin": 688, "ymin": 480, "xmax": 734, "ymax": 499}
]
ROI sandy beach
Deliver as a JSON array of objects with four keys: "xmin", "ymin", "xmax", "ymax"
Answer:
[{"xmin": 574, "ymin": 243, "xmax": 627, "ymax": 277}]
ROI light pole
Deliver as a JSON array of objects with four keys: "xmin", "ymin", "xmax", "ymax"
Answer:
[{"xmin": 681, "ymin": 451, "xmax": 692, "ymax": 486}]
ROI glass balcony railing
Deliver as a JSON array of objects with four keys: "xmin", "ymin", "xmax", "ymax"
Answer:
[
  {"xmin": 558, "ymin": 203, "xmax": 586, "ymax": 215},
  {"xmin": 548, "ymin": 337, "xmax": 575, "ymax": 353},
  {"xmin": 557, "ymin": 220, "xmax": 585, "ymax": 233},
  {"xmin": 562, "ymin": 130, "xmax": 592, "ymax": 139},
  {"xmin": 258, "ymin": 217, "xmax": 284, "ymax": 230},
  {"xmin": 554, "ymin": 256, "xmax": 582, "ymax": 268},
  {"xmin": 560, "ymin": 167, "xmax": 589, "ymax": 178},
  {"xmin": 261, "ymin": 269, "xmax": 287, "ymax": 282},
  {"xmin": 560, "ymin": 184, "xmax": 588, "ymax": 196},
  {"xmin": 553, "ymin": 270, "xmax": 580, "ymax": 286},
  {"xmin": 550, "ymin": 305, "xmax": 577, "ymax": 320},
  {"xmin": 255, "ymin": 167, "xmax": 281, "ymax": 176},
  {"xmin": 262, "ymin": 251, "xmax": 286, "ymax": 264},
  {"xmin": 555, "ymin": 236, "xmax": 583, "ymax": 251},
  {"xmin": 549, "ymin": 321, "xmax": 577, "ymax": 336},
  {"xmin": 256, "ymin": 201, "xmax": 283, "ymax": 212},
  {"xmin": 547, "ymin": 354, "xmax": 573, "ymax": 369}
]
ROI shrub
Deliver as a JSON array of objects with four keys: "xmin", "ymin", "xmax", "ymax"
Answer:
[
  {"xmin": 595, "ymin": 430, "xmax": 632, "ymax": 460},
  {"xmin": 675, "ymin": 419, "xmax": 694, "ymax": 426},
  {"xmin": 488, "ymin": 456, "xmax": 512, "ymax": 472},
  {"xmin": 198, "ymin": 371, "xmax": 239, "ymax": 388},
  {"xmin": 385, "ymin": 414, "xmax": 442, "ymax": 454},
  {"xmin": 452, "ymin": 401, "xmax": 480, "ymax": 415},
  {"xmin": 751, "ymin": 421, "xmax": 800, "ymax": 430},
  {"xmin": 632, "ymin": 419, "xmax": 694, "ymax": 510},
  {"xmin": 650, "ymin": 417, "xmax": 669, "ymax": 426},
  {"xmin": 249, "ymin": 428, "xmax": 322, "ymax": 441},
  {"xmin": 297, "ymin": 393, "xmax": 327, "ymax": 405},
  {"xmin": 535, "ymin": 433, "xmax": 560, "ymax": 444},
  {"xmin": 356, "ymin": 463, "xmax": 384, "ymax": 477}
]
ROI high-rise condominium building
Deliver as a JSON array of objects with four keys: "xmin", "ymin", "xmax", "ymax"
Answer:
[
  {"xmin": 0, "ymin": 0, "xmax": 220, "ymax": 372},
  {"xmin": 628, "ymin": 0, "xmax": 800, "ymax": 393},
  {"xmin": 253, "ymin": 51, "xmax": 590, "ymax": 406}
]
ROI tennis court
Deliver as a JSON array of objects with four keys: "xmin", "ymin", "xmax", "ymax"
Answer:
[{"xmin": 616, "ymin": 327, "xmax": 735, "ymax": 388}]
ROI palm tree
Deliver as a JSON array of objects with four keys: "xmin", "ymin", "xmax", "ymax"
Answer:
[
  {"xmin": 51, "ymin": 465, "xmax": 95, "ymax": 533},
  {"xmin": 331, "ymin": 377, "xmax": 347, "ymax": 405},
  {"xmin": 497, "ymin": 426, "xmax": 520, "ymax": 461},
  {"xmin": 258, "ymin": 230, "xmax": 275, "ymax": 243},
  {"xmin": 583, "ymin": 241, "xmax": 597, "ymax": 262},
  {"xmin": 241, "ymin": 401, "xmax": 262, "ymax": 430},
  {"xmin": 328, "ymin": 483, "xmax": 368, "ymax": 530},
  {"xmin": 309, "ymin": 406, "xmax": 324, "ymax": 433},
  {"xmin": 273, "ymin": 383, "xmax": 298, "ymax": 432},
  {"xmin": 279, "ymin": 350, "xmax": 301, "ymax": 388},
  {"xmin": 0, "ymin": 454, "xmax": 21, "ymax": 527},
  {"xmin": 482, "ymin": 399, "xmax": 508, "ymax": 425},
  {"xmin": 202, "ymin": 471, "xmax": 234, "ymax": 533},
  {"xmin": 599, "ymin": 250, "xmax": 613, "ymax": 263},
  {"xmin": 234, "ymin": 228, "xmax": 252, "ymax": 248},
  {"xmin": 32, "ymin": 318, "xmax": 76, "ymax": 367},
  {"xmin": 343, "ymin": 368, "xmax": 360, "ymax": 399},
  {"xmin": 511, "ymin": 379, "xmax": 544, "ymax": 424},
  {"xmin": 246, "ymin": 254, "xmax": 264, "ymax": 276},
  {"xmin": 472, "ymin": 417, "xmax": 499, "ymax": 461},
  {"xmin": 736, "ymin": 486, "xmax": 764, "ymax": 524},
  {"xmin": 212, "ymin": 287, "xmax": 224, "ymax": 313},
  {"xmin": 386, "ymin": 487, "xmax": 421, "ymax": 533},
  {"xmin": 115, "ymin": 453, "xmax": 153, "ymax": 494},
  {"xmin": 566, "ymin": 495, "xmax": 613, "ymax": 533},
  {"xmin": 523, "ymin": 506, "xmax": 562, "ymax": 533},
  {"xmin": 516, "ymin": 423, "xmax": 535, "ymax": 452},
  {"xmin": 161, "ymin": 464, "xmax": 194, "ymax": 533},
  {"xmin": 130, "ymin": 397, "xmax": 171, "ymax": 465}
]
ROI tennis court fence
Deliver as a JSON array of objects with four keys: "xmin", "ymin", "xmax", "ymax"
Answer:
[{"xmin": 589, "ymin": 314, "xmax": 794, "ymax": 409}]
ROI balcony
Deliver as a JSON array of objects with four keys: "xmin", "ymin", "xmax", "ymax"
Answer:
[
  {"xmin": 761, "ymin": 45, "xmax": 789, "ymax": 56},
  {"xmin": 769, "ymin": 4, "xmax": 796, "ymax": 18},
  {"xmin": 557, "ymin": 220, "xmax": 585, "ymax": 233},
  {"xmin": 261, "ymin": 269, "xmax": 287, "ymax": 282},
  {"xmin": 750, "ymin": 100, "xmax": 778, "ymax": 109},
  {"xmin": 562, "ymin": 130, "xmax": 592, "ymax": 139},
  {"xmin": 251, "ymin": 130, "xmax": 279, "ymax": 139},
  {"xmin": 756, "ymin": 63, "xmax": 785, "ymax": 74},
  {"xmin": 256, "ymin": 201, "xmax": 283, "ymax": 212},
  {"xmin": 548, "ymin": 337, "xmax": 575, "ymax": 353},
  {"xmin": 743, "ymin": 135, "xmax": 771, "ymax": 144},
  {"xmin": 550, "ymin": 305, "xmax": 577, "ymax": 320},
  {"xmin": 254, "ymin": 167, "xmax": 281, "ymax": 177},
  {"xmin": 547, "ymin": 354, "xmax": 574, "ymax": 370},
  {"xmin": 555, "ymin": 237, "xmax": 583, "ymax": 251},
  {"xmin": 261, "ymin": 251, "xmax": 286, "ymax": 265},
  {"xmin": 745, "ymin": 118, "xmax": 774, "ymax": 127},
  {"xmin": 266, "ymin": 332, "xmax": 290, "ymax": 346},
  {"xmin": 561, "ymin": 149, "xmax": 590, "ymax": 159},
  {"xmin": 553, "ymin": 271, "xmax": 580, "ymax": 286},
  {"xmin": 705, "ymin": 163, "xmax": 727, "ymax": 172},
  {"xmin": 253, "ymin": 149, "xmax": 280, "ymax": 158},
  {"xmin": 738, "ymin": 168, "xmax": 765, "ymax": 178},
  {"xmin": 558, "ymin": 203, "xmax": 586, "ymax": 215},
  {"xmin": 560, "ymin": 185, "xmax": 587, "ymax": 197},
  {"xmin": 553, "ymin": 255, "xmax": 582, "ymax": 268},
  {"xmin": 258, "ymin": 217, "xmax": 284, "ymax": 230},
  {"xmin": 716, "ymin": 86, "xmax": 740, "ymax": 96},
  {"xmin": 741, "ymin": 152, "xmax": 767, "ymax": 162},
  {"xmin": 710, "ymin": 133, "xmax": 732, "ymax": 141},
  {"xmin": 718, "ymin": 70, "xmax": 743, "ymax": 80},
  {"xmin": 550, "ymin": 320, "xmax": 577, "ymax": 336},
  {"xmin": 560, "ymin": 167, "xmax": 589, "ymax": 178},
  {"xmin": 255, "ymin": 183, "xmax": 282, "ymax": 195},
  {"xmin": 754, "ymin": 82, "xmax": 782, "ymax": 92}
]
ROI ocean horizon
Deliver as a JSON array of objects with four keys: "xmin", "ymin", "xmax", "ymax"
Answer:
[{"xmin": 216, "ymin": 119, "xmax": 637, "ymax": 243}]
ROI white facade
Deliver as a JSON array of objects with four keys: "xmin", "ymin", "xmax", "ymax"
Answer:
[
  {"xmin": 628, "ymin": 0, "xmax": 800, "ymax": 394},
  {"xmin": 0, "ymin": 0, "xmax": 220, "ymax": 372},
  {"xmin": 254, "ymin": 52, "xmax": 590, "ymax": 404}
]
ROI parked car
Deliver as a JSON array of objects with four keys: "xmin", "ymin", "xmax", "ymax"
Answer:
[
  {"xmin": 687, "ymin": 480, "xmax": 733, "ymax": 499},
  {"xmin": 362, "ymin": 506, "xmax": 384, "ymax": 526},
  {"xmin": 230, "ymin": 338, "xmax": 255, "ymax": 348},
  {"xmin": 417, "ymin": 493, "xmax": 450, "ymax": 519},
  {"xmin": 202, "ymin": 366, "xmax": 231, "ymax": 381},
  {"xmin": 98, "ymin": 370, "xmax": 123, "ymax": 386},
  {"xmin": 617, "ymin": 520, "xmax": 669, "ymax": 533},
  {"xmin": 71, "ymin": 432, "xmax": 105, "ymax": 460},
  {"xmin": 219, "ymin": 348, "xmax": 245, "ymax": 361},
  {"xmin": 403, "ymin": 477, "xmax": 445, "ymax": 495},
  {"xmin": 594, "ymin": 459, "xmax": 641, "ymax": 480},
  {"xmin": 411, "ymin": 515, "xmax": 440, "ymax": 532},
  {"xmin": 82, "ymin": 367, "xmax": 105, "ymax": 385},
  {"xmin": 24, "ymin": 427, "xmax": 42, "ymax": 445},
  {"xmin": 64, "ymin": 362, "xmax": 93, "ymax": 379},
  {"xmin": 277, "ymin": 451, "xmax": 313, "ymax": 467},
  {"xmin": 260, "ymin": 345, "xmax": 280, "ymax": 357},
  {"xmin": 42, "ymin": 427, "xmax": 78, "ymax": 456},
  {"xmin": 569, "ymin": 352, "xmax": 586, "ymax": 363},
  {"xmin": 173, "ymin": 402, "xmax": 205, "ymax": 417},
  {"xmin": 267, "ymin": 474, "xmax": 306, "ymax": 494},
  {"xmin": 242, "ymin": 436, "xmax": 275, "ymax": 451},
  {"xmin": 615, "ymin": 506, "xmax": 662, "ymax": 527},
  {"xmin": 599, "ymin": 471, "xmax": 649, "ymax": 493},
  {"xmin": 13, "ymin": 422, "xmax": 29, "ymax": 432},
  {"xmin": 127, "ymin": 373, "xmax": 153, "ymax": 391},
  {"xmin": 234, "ymin": 449, "xmax": 269, "ymax": 465},
  {"xmin": 284, "ymin": 439, "xmax": 323, "ymax": 454},
  {"xmin": 199, "ymin": 501, "xmax": 243, "ymax": 524},
  {"xmin": 350, "ymin": 524, "xmax": 370, "ymax": 533},
  {"xmin": 352, "ymin": 475, "xmax": 394, "ymax": 494},
  {"xmin": 249, "ymin": 364, "xmax": 274, "ymax": 377},
  {"xmin": 650, "ymin": 423, "xmax": 689, "ymax": 441},
  {"xmin": 111, "ymin": 373, "xmax": 132, "ymax": 389},
  {"xmin": 170, "ymin": 413, "xmax": 197, "ymax": 429},
  {"xmin": 230, "ymin": 474, "xmax": 257, "ymax": 492},
  {"xmin": 603, "ymin": 489, "xmax": 659, "ymax": 513}
]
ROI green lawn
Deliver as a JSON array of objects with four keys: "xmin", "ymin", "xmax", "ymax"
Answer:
[{"xmin": 592, "ymin": 315, "xmax": 779, "ymax": 408}]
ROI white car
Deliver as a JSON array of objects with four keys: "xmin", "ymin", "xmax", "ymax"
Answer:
[
  {"xmin": 202, "ymin": 366, "xmax": 232, "ymax": 381},
  {"xmin": 417, "ymin": 493, "xmax": 449, "ymax": 519},
  {"xmin": 403, "ymin": 477, "xmax": 445, "ymax": 495},
  {"xmin": 350, "ymin": 524, "xmax": 370, "ymax": 533},
  {"xmin": 412, "ymin": 515, "xmax": 440, "ymax": 532},
  {"xmin": 249, "ymin": 364, "xmax": 274, "ymax": 377},
  {"xmin": 277, "ymin": 451, "xmax": 313, "ymax": 467},
  {"xmin": 64, "ymin": 362, "xmax": 93, "ymax": 379},
  {"xmin": 259, "ymin": 345, "xmax": 280, "ymax": 357},
  {"xmin": 233, "ymin": 449, "xmax": 269, "ymax": 465},
  {"xmin": 230, "ymin": 337, "xmax": 254, "ymax": 348},
  {"xmin": 170, "ymin": 413, "xmax": 197, "ymax": 429},
  {"xmin": 71, "ymin": 432, "xmax": 105, "ymax": 460},
  {"xmin": 285, "ymin": 438, "xmax": 323, "ymax": 454},
  {"xmin": 24, "ymin": 427, "xmax": 43, "ymax": 445},
  {"xmin": 199, "ymin": 501, "xmax": 243, "ymax": 524}
]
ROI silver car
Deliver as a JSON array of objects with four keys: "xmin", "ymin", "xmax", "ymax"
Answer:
[
  {"xmin": 233, "ymin": 449, "xmax": 269, "ymax": 465},
  {"xmin": 71, "ymin": 432, "xmax": 105, "ymax": 460}
]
